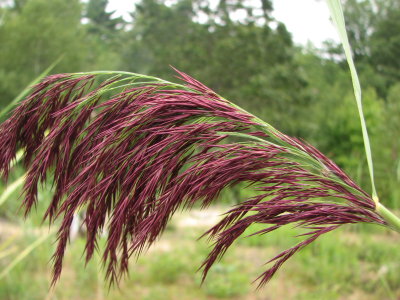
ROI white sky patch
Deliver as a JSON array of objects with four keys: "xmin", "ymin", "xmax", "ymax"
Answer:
[
  {"xmin": 106, "ymin": 0, "xmax": 340, "ymax": 48},
  {"xmin": 272, "ymin": 0, "xmax": 339, "ymax": 48},
  {"xmin": 106, "ymin": 0, "xmax": 135, "ymax": 21}
]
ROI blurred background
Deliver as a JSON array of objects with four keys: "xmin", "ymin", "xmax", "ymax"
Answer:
[{"xmin": 0, "ymin": 0, "xmax": 400, "ymax": 299}]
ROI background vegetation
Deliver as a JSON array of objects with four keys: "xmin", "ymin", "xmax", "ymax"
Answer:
[{"xmin": 0, "ymin": 0, "xmax": 399, "ymax": 299}]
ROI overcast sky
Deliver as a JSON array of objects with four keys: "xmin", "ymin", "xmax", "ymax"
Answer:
[{"xmin": 107, "ymin": 0, "xmax": 339, "ymax": 48}]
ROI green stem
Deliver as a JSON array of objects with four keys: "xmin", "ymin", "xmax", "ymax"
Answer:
[
  {"xmin": 376, "ymin": 202, "xmax": 400, "ymax": 233},
  {"xmin": 327, "ymin": 0, "xmax": 378, "ymax": 202}
]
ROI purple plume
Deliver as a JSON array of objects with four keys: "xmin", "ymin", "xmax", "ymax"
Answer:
[{"xmin": 0, "ymin": 69, "xmax": 386, "ymax": 287}]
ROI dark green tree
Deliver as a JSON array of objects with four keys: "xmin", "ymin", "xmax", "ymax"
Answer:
[
  {"xmin": 370, "ymin": 7, "xmax": 400, "ymax": 85},
  {"xmin": 0, "ymin": 0, "xmax": 91, "ymax": 106},
  {"xmin": 343, "ymin": 0, "xmax": 400, "ymax": 96}
]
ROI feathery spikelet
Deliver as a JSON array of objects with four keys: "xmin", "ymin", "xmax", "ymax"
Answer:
[{"xmin": 0, "ymin": 69, "xmax": 387, "ymax": 287}]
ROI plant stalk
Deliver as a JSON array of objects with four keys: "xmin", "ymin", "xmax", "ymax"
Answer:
[{"xmin": 376, "ymin": 202, "xmax": 400, "ymax": 233}]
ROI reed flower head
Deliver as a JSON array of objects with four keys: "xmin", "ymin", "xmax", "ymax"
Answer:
[{"xmin": 0, "ymin": 69, "xmax": 387, "ymax": 287}]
